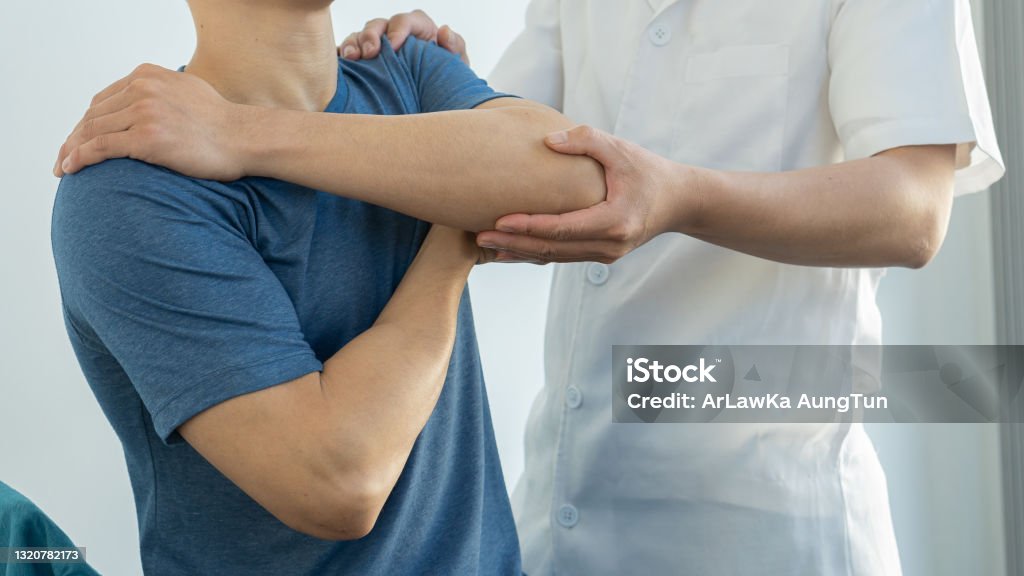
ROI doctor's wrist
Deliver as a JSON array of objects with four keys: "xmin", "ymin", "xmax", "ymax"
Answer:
[{"xmin": 668, "ymin": 162, "xmax": 714, "ymax": 236}]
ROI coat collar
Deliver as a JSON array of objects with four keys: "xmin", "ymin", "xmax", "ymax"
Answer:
[{"xmin": 646, "ymin": 0, "xmax": 683, "ymax": 18}]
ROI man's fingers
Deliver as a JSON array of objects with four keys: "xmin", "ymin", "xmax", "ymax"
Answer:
[
  {"xmin": 387, "ymin": 10, "xmax": 438, "ymax": 52},
  {"xmin": 439, "ymin": 25, "xmax": 470, "ymax": 65},
  {"xmin": 88, "ymin": 69, "xmax": 143, "ymax": 108},
  {"xmin": 339, "ymin": 33, "xmax": 362, "ymax": 60},
  {"xmin": 357, "ymin": 19, "xmax": 389, "ymax": 58},
  {"xmin": 62, "ymin": 131, "xmax": 135, "ymax": 175},
  {"xmin": 79, "ymin": 86, "xmax": 139, "ymax": 127},
  {"xmin": 56, "ymin": 93, "xmax": 141, "ymax": 174},
  {"xmin": 544, "ymin": 125, "xmax": 625, "ymax": 167},
  {"xmin": 65, "ymin": 109, "xmax": 137, "ymax": 164}
]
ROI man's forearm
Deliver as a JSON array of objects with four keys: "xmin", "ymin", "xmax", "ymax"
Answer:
[
  {"xmin": 316, "ymin": 227, "xmax": 477, "ymax": 522},
  {"xmin": 676, "ymin": 145, "xmax": 957, "ymax": 268},
  {"xmin": 241, "ymin": 100, "xmax": 607, "ymax": 231}
]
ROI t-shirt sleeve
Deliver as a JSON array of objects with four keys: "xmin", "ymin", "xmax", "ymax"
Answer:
[
  {"xmin": 828, "ymin": 0, "xmax": 1004, "ymax": 195},
  {"xmin": 395, "ymin": 36, "xmax": 514, "ymax": 113},
  {"xmin": 52, "ymin": 160, "xmax": 323, "ymax": 444}
]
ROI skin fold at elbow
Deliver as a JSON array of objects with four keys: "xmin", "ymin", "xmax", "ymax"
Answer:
[{"xmin": 277, "ymin": 465, "xmax": 394, "ymax": 542}]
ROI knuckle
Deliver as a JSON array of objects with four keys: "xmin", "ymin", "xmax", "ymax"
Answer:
[
  {"xmin": 127, "ymin": 78, "xmax": 150, "ymax": 96},
  {"xmin": 132, "ymin": 98, "xmax": 156, "ymax": 119},
  {"xmin": 81, "ymin": 118, "xmax": 95, "ymax": 140},
  {"xmin": 93, "ymin": 133, "xmax": 109, "ymax": 153},
  {"xmin": 134, "ymin": 63, "xmax": 157, "ymax": 77},
  {"xmin": 577, "ymin": 125, "xmax": 597, "ymax": 140},
  {"xmin": 538, "ymin": 244, "xmax": 557, "ymax": 261},
  {"xmin": 608, "ymin": 224, "xmax": 631, "ymax": 243},
  {"xmin": 138, "ymin": 123, "xmax": 162, "ymax": 142}
]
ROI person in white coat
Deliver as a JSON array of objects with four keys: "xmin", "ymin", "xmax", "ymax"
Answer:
[
  {"xmin": 338, "ymin": 1, "xmax": 1004, "ymax": 574},
  {"xmin": 53, "ymin": 1, "xmax": 1003, "ymax": 573}
]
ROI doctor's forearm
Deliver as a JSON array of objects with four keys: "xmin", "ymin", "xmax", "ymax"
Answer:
[
  {"xmin": 676, "ymin": 145, "xmax": 956, "ymax": 268},
  {"xmin": 241, "ymin": 101, "xmax": 606, "ymax": 231}
]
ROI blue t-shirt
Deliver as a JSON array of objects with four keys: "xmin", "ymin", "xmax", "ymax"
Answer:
[{"xmin": 51, "ymin": 38, "xmax": 519, "ymax": 575}]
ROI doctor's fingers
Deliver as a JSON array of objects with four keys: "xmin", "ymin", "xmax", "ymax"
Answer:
[
  {"xmin": 493, "ymin": 203, "xmax": 623, "ymax": 242},
  {"xmin": 340, "ymin": 19, "xmax": 387, "ymax": 60},
  {"xmin": 341, "ymin": 11, "xmax": 439, "ymax": 60},
  {"xmin": 438, "ymin": 26, "xmax": 470, "ymax": 65},
  {"xmin": 386, "ymin": 10, "xmax": 439, "ymax": 51},
  {"xmin": 477, "ymin": 232, "xmax": 628, "ymax": 264}
]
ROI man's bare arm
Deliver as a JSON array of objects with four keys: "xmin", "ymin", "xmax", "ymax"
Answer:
[
  {"xmin": 55, "ymin": 67, "xmax": 606, "ymax": 232},
  {"xmin": 180, "ymin": 226, "xmax": 480, "ymax": 541}
]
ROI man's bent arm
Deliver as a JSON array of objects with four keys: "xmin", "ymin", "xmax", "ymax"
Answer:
[
  {"xmin": 240, "ymin": 98, "xmax": 605, "ymax": 231},
  {"xmin": 55, "ymin": 66, "xmax": 606, "ymax": 232},
  {"xmin": 180, "ymin": 226, "xmax": 479, "ymax": 541}
]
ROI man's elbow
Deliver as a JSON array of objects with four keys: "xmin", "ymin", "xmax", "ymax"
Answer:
[
  {"xmin": 280, "ymin": 470, "xmax": 391, "ymax": 542},
  {"xmin": 553, "ymin": 155, "xmax": 607, "ymax": 213}
]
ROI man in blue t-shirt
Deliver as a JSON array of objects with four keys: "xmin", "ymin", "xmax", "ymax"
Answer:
[{"xmin": 51, "ymin": 1, "xmax": 605, "ymax": 574}]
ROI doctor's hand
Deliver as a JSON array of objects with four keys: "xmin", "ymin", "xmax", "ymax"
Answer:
[
  {"xmin": 476, "ymin": 126, "xmax": 698, "ymax": 265},
  {"xmin": 338, "ymin": 10, "xmax": 469, "ymax": 65},
  {"xmin": 54, "ymin": 64, "xmax": 248, "ymax": 181}
]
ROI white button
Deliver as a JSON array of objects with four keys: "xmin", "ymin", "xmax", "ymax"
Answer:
[
  {"xmin": 557, "ymin": 504, "xmax": 579, "ymax": 528},
  {"xmin": 586, "ymin": 263, "xmax": 610, "ymax": 286},
  {"xmin": 566, "ymin": 386, "xmax": 583, "ymax": 409},
  {"xmin": 649, "ymin": 24, "xmax": 672, "ymax": 46}
]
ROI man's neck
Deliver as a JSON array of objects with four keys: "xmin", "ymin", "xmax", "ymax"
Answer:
[{"xmin": 185, "ymin": 2, "xmax": 339, "ymax": 112}]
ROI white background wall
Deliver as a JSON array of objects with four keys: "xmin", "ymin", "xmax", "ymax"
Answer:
[{"xmin": 0, "ymin": 1, "xmax": 1007, "ymax": 575}]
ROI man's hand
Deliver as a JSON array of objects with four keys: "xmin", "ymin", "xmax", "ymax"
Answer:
[
  {"xmin": 54, "ymin": 64, "xmax": 249, "ymax": 181},
  {"xmin": 339, "ymin": 10, "xmax": 469, "ymax": 65},
  {"xmin": 476, "ymin": 126, "xmax": 696, "ymax": 265}
]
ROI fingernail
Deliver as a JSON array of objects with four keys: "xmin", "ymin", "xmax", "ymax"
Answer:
[
  {"xmin": 342, "ymin": 45, "xmax": 357, "ymax": 59},
  {"xmin": 496, "ymin": 223, "xmax": 517, "ymax": 233},
  {"xmin": 62, "ymin": 157, "xmax": 71, "ymax": 173},
  {"xmin": 546, "ymin": 131, "xmax": 568, "ymax": 145},
  {"xmin": 479, "ymin": 244, "xmax": 499, "ymax": 251}
]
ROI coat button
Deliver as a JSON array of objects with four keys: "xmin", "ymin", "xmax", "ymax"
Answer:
[
  {"xmin": 557, "ymin": 504, "xmax": 579, "ymax": 528},
  {"xmin": 566, "ymin": 386, "xmax": 583, "ymax": 409},
  {"xmin": 649, "ymin": 24, "xmax": 672, "ymax": 47},
  {"xmin": 586, "ymin": 263, "xmax": 610, "ymax": 286}
]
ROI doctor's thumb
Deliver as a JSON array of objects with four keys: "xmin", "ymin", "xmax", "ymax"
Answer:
[{"xmin": 544, "ymin": 125, "xmax": 616, "ymax": 163}]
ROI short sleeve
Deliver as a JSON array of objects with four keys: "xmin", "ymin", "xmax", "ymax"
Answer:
[
  {"xmin": 395, "ymin": 36, "xmax": 513, "ymax": 113},
  {"xmin": 828, "ymin": 0, "xmax": 1004, "ymax": 195},
  {"xmin": 52, "ymin": 160, "xmax": 323, "ymax": 443},
  {"xmin": 489, "ymin": 0, "xmax": 565, "ymax": 110}
]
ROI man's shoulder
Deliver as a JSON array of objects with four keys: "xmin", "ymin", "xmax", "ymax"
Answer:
[
  {"xmin": 57, "ymin": 158, "xmax": 197, "ymax": 197},
  {"xmin": 54, "ymin": 158, "xmax": 243, "ymax": 221},
  {"xmin": 52, "ymin": 158, "xmax": 250, "ymax": 255}
]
